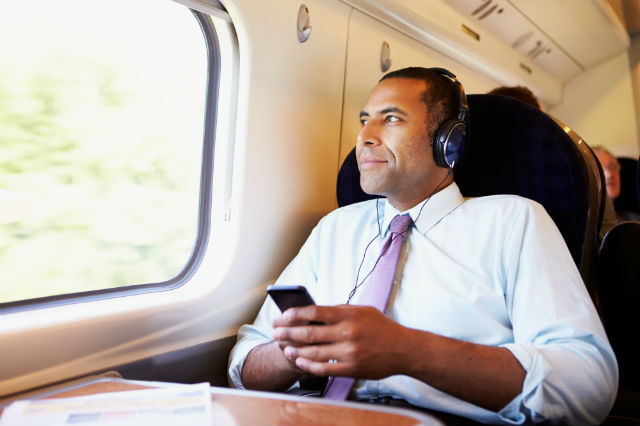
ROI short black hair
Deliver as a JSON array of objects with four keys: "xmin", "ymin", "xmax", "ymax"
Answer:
[
  {"xmin": 379, "ymin": 67, "xmax": 459, "ymax": 143},
  {"xmin": 488, "ymin": 85, "xmax": 540, "ymax": 110}
]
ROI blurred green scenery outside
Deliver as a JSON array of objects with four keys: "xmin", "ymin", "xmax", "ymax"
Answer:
[{"xmin": 0, "ymin": 0, "xmax": 208, "ymax": 302}]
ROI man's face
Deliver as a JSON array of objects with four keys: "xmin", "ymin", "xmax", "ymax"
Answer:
[
  {"xmin": 595, "ymin": 150, "xmax": 621, "ymax": 200},
  {"xmin": 356, "ymin": 77, "xmax": 448, "ymax": 210}
]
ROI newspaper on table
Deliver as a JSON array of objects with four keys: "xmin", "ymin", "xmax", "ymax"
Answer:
[{"xmin": 0, "ymin": 382, "xmax": 212, "ymax": 426}]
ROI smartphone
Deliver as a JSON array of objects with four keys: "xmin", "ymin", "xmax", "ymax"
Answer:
[{"xmin": 267, "ymin": 285, "xmax": 316, "ymax": 312}]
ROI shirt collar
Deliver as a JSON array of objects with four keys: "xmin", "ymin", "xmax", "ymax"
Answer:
[{"xmin": 381, "ymin": 182, "xmax": 465, "ymax": 236}]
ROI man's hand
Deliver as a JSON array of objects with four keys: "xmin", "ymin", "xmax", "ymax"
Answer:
[
  {"xmin": 272, "ymin": 304, "xmax": 411, "ymax": 379},
  {"xmin": 272, "ymin": 303, "xmax": 525, "ymax": 411}
]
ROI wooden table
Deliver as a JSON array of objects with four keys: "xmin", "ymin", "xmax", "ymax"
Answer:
[{"xmin": 0, "ymin": 377, "xmax": 444, "ymax": 425}]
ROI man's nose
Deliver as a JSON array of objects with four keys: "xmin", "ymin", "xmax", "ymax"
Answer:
[{"xmin": 357, "ymin": 121, "xmax": 381, "ymax": 147}]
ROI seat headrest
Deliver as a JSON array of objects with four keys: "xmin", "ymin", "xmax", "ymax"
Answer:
[{"xmin": 614, "ymin": 157, "xmax": 639, "ymax": 215}]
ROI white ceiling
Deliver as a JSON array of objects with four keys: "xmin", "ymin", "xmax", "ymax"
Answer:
[{"xmin": 444, "ymin": 0, "xmax": 630, "ymax": 81}]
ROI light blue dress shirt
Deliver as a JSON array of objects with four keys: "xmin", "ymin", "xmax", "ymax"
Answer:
[{"xmin": 228, "ymin": 183, "xmax": 618, "ymax": 425}]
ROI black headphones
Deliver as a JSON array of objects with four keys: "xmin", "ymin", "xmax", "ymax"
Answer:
[{"xmin": 429, "ymin": 68, "xmax": 468, "ymax": 169}]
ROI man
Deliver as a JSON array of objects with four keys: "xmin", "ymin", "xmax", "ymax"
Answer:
[
  {"xmin": 593, "ymin": 146, "xmax": 640, "ymax": 224},
  {"xmin": 593, "ymin": 146, "xmax": 622, "ymax": 240},
  {"xmin": 488, "ymin": 85, "xmax": 541, "ymax": 110},
  {"xmin": 593, "ymin": 146, "xmax": 621, "ymax": 202},
  {"xmin": 228, "ymin": 68, "xmax": 617, "ymax": 424}
]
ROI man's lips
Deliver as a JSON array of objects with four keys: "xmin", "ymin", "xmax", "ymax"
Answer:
[{"xmin": 359, "ymin": 158, "xmax": 387, "ymax": 170}]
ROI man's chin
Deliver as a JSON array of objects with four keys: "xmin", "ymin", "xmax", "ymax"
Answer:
[
  {"xmin": 360, "ymin": 174, "xmax": 391, "ymax": 196},
  {"xmin": 360, "ymin": 185, "xmax": 386, "ymax": 196}
]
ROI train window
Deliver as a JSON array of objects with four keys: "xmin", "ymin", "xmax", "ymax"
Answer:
[{"xmin": 0, "ymin": 0, "xmax": 215, "ymax": 307}]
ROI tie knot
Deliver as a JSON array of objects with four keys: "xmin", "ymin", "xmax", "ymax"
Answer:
[{"xmin": 389, "ymin": 214, "xmax": 413, "ymax": 235}]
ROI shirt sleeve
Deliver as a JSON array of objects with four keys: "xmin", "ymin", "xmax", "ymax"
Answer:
[
  {"xmin": 498, "ymin": 201, "xmax": 618, "ymax": 425},
  {"xmin": 227, "ymin": 302, "xmax": 278, "ymax": 389},
  {"xmin": 227, "ymin": 223, "xmax": 322, "ymax": 389}
]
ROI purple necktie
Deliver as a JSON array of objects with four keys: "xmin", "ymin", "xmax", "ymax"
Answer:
[{"xmin": 323, "ymin": 214, "xmax": 413, "ymax": 400}]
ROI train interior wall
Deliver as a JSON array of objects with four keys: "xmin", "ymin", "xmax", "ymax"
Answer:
[{"xmin": 549, "ymin": 34, "xmax": 640, "ymax": 159}]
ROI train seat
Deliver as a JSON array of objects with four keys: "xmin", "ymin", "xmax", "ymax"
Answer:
[
  {"xmin": 598, "ymin": 221, "xmax": 640, "ymax": 423},
  {"xmin": 637, "ymin": 155, "xmax": 640, "ymax": 211},
  {"xmin": 337, "ymin": 93, "xmax": 605, "ymax": 302},
  {"xmin": 614, "ymin": 156, "xmax": 640, "ymax": 220}
]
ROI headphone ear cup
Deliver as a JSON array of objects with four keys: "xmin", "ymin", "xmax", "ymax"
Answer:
[{"xmin": 433, "ymin": 119, "xmax": 466, "ymax": 168}]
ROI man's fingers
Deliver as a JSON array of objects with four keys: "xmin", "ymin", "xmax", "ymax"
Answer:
[
  {"xmin": 283, "ymin": 343, "xmax": 336, "ymax": 362},
  {"xmin": 294, "ymin": 356, "xmax": 353, "ymax": 377},
  {"xmin": 273, "ymin": 322, "xmax": 335, "ymax": 344},
  {"xmin": 273, "ymin": 304, "xmax": 348, "ymax": 327}
]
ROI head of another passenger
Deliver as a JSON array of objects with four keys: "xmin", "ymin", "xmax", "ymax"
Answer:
[
  {"xmin": 488, "ymin": 85, "xmax": 541, "ymax": 110},
  {"xmin": 593, "ymin": 146, "xmax": 621, "ymax": 200},
  {"xmin": 356, "ymin": 67, "xmax": 460, "ymax": 211}
]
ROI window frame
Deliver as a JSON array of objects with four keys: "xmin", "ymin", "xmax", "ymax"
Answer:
[{"xmin": 0, "ymin": 8, "xmax": 221, "ymax": 313}]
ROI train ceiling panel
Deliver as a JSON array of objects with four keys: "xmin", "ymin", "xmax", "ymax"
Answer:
[{"xmin": 445, "ymin": 0, "xmax": 629, "ymax": 81}]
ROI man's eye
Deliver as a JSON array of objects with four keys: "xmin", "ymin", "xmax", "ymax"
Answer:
[
  {"xmin": 385, "ymin": 115, "xmax": 399, "ymax": 123},
  {"xmin": 360, "ymin": 118, "xmax": 368, "ymax": 126}
]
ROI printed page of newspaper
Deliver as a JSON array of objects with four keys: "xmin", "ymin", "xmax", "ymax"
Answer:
[{"xmin": 0, "ymin": 382, "xmax": 212, "ymax": 426}]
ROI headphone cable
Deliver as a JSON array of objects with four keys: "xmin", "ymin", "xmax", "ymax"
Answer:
[{"xmin": 347, "ymin": 168, "xmax": 453, "ymax": 304}]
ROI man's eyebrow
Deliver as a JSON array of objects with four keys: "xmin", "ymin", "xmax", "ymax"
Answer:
[
  {"xmin": 380, "ymin": 106, "xmax": 408, "ymax": 116},
  {"xmin": 359, "ymin": 106, "xmax": 408, "ymax": 119}
]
